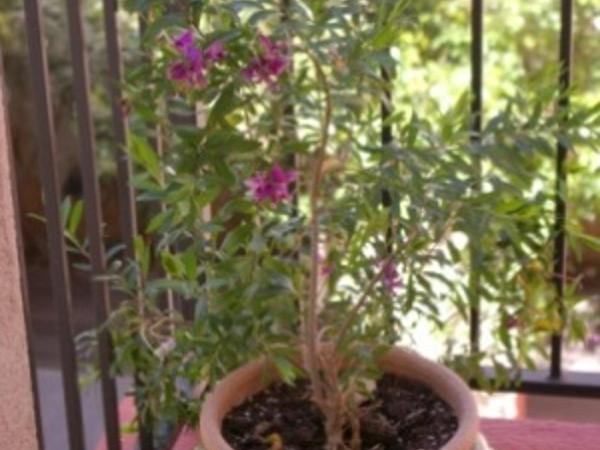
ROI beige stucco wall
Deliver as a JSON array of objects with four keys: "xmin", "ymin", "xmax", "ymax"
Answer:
[{"xmin": 0, "ymin": 53, "xmax": 39, "ymax": 450}]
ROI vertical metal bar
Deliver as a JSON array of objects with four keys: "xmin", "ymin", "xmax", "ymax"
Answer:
[
  {"xmin": 381, "ymin": 61, "xmax": 395, "ymax": 262},
  {"xmin": 22, "ymin": 1, "xmax": 85, "ymax": 449},
  {"xmin": 551, "ymin": 0, "xmax": 574, "ymax": 380},
  {"xmin": 63, "ymin": 0, "xmax": 122, "ymax": 448},
  {"xmin": 281, "ymin": 0, "xmax": 298, "ymax": 208},
  {"xmin": 469, "ymin": 0, "xmax": 484, "ymax": 356},
  {"xmin": 103, "ymin": 0, "xmax": 138, "ymax": 255},
  {"xmin": 471, "ymin": 0, "xmax": 484, "ymax": 136},
  {"xmin": 381, "ymin": 65, "xmax": 393, "ymax": 210},
  {"xmin": 381, "ymin": 57, "xmax": 397, "ymax": 343},
  {"xmin": 1, "ymin": 51, "xmax": 45, "ymax": 450}
]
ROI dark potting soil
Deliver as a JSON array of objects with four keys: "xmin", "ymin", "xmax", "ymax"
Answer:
[{"xmin": 222, "ymin": 374, "xmax": 459, "ymax": 450}]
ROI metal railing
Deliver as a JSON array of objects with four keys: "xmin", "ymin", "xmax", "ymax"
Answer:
[
  {"xmin": 22, "ymin": 0, "xmax": 134, "ymax": 448},
  {"xmin": 9, "ymin": 1, "xmax": 600, "ymax": 450}
]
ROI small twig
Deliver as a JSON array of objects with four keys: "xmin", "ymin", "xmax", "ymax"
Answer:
[
  {"xmin": 333, "ymin": 253, "xmax": 394, "ymax": 352},
  {"xmin": 304, "ymin": 48, "xmax": 333, "ymax": 403},
  {"xmin": 333, "ymin": 208, "xmax": 460, "ymax": 351}
]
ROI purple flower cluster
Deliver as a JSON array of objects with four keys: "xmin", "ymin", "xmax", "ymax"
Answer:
[
  {"xmin": 169, "ymin": 31, "xmax": 288, "ymax": 90},
  {"xmin": 245, "ymin": 164, "xmax": 297, "ymax": 204},
  {"xmin": 381, "ymin": 261, "xmax": 403, "ymax": 293},
  {"xmin": 242, "ymin": 35, "xmax": 289, "ymax": 86},
  {"xmin": 168, "ymin": 30, "xmax": 226, "ymax": 87},
  {"xmin": 205, "ymin": 40, "xmax": 227, "ymax": 63}
]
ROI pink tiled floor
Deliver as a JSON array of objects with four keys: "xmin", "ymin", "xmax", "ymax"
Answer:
[
  {"xmin": 96, "ymin": 397, "xmax": 600, "ymax": 450},
  {"xmin": 170, "ymin": 420, "xmax": 600, "ymax": 450}
]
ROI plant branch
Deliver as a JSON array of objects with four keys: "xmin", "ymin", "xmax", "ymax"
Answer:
[
  {"xmin": 333, "ymin": 254, "xmax": 395, "ymax": 352},
  {"xmin": 305, "ymin": 49, "xmax": 333, "ymax": 403}
]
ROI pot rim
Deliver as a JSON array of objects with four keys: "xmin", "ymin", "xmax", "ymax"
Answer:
[{"xmin": 199, "ymin": 346, "xmax": 479, "ymax": 450}]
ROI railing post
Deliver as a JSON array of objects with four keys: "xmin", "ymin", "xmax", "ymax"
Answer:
[
  {"xmin": 103, "ymin": 0, "xmax": 138, "ymax": 248},
  {"xmin": 281, "ymin": 0, "xmax": 298, "ymax": 209},
  {"xmin": 22, "ymin": 1, "xmax": 86, "ymax": 448},
  {"xmin": 0, "ymin": 45, "xmax": 42, "ymax": 450},
  {"xmin": 381, "ymin": 62, "xmax": 393, "ymax": 212},
  {"xmin": 63, "ymin": 0, "xmax": 122, "ymax": 447},
  {"xmin": 551, "ymin": 0, "xmax": 574, "ymax": 380},
  {"xmin": 380, "ymin": 58, "xmax": 397, "ymax": 342},
  {"xmin": 469, "ymin": 0, "xmax": 484, "ymax": 356}
]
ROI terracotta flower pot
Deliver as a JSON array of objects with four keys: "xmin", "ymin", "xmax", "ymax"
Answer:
[{"xmin": 200, "ymin": 346, "xmax": 483, "ymax": 450}]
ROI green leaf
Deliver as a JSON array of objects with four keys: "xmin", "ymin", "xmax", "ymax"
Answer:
[
  {"xmin": 220, "ymin": 224, "xmax": 253, "ymax": 255},
  {"xmin": 181, "ymin": 249, "xmax": 198, "ymax": 281},
  {"xmin": 129, "ymin": 134, "xmax": 161, "ymax": 181},
  {"xmin": 248, "ymin": 9, "xmax": 278, "ymax": 27},
  {"xmin": 570, "ymin": 230, "xmax": 600, "ymax": 253},
  {"xmin": 204, "ymin": 130, "xmax": 261, "ymax": 155},
  {"xmin": 196, "ymin": 187, "xmax": 221, "ymax": 209},
  {"xmin": 141, "ymin": 14, "xmax": 185, "ymax": 42},
  {"xmin": 271, "ymin": 355, "xmax": 300, "ymax": 384},
  {"xmin": 207, "ymin": 83, "xmax": 238, "ymax": 126},
  {"xmin": 60, "ymin": 196, "xmax": 72, "ymax": 229},
  {"xmin": 68, "ymin": 200, "xmax": 84, "ymax": 235},
  {"xmin": 161, "ymin": 251, "xmax": 185, "ymax": 277},
  {"xmin": 147, "ymin": 210, "xmax": 174, "ymax": 233},
  {"xmin": 134, "ymin": 235, "xmax": 150, "ymax": 277},
  {"xmin": 212, "ymin": 158, "xmax": 237, "ymax": 186}
]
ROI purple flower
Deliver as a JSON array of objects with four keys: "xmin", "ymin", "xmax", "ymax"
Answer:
[
  {"xmin": 204, "ymin": 40, "xmax": 227, "ymax": 64},
  {"xmin": 168, "ymin": 59, "xmax": 206, "ymax": 87},
  {"xmin": 168, "ymin": 62, "xmax": 189, "ymax": 82},
  {"xmin": 185, "ymin": 46, "xmax": 205, "ymax": 71},
  {"xmin": 259, "ymin": 34, "xmax": 279, "ymax": 53},
  {"xmin": 245, "ymin": 172, "xmax": 269, "ymax": 200},
  {"xmin": 259, "ymin": 35, "xmax": 288, "ymax": 75},
  {"xmin": 381, "ymin": 261, "xmax": 402, "ymax": 293},
  {"xmin": 241, "ymin": 62, "xmax": 260, "ymax": 82},
  {"xmin": 168, "ymin": 35, "xmax": 207, "ymax": 87},
  {"xmin": 242, "ymin": 34, "xmax": 289, "ymax": 86},
  {"xmin": 245, "ymin": 164, "xmax": 297, "ymax": 204},
  {"xmin": 173, "ymin": 30, "xmax": 195, "ymax": 53}
]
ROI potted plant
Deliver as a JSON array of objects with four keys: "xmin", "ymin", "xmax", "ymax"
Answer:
[
  {"xmin": 71, "ymin": 1, "xmax": 599, "ymax": 449},
  {"xmin": 132, "ymin": 2, "xmax": 485, "ymax": 447}
]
